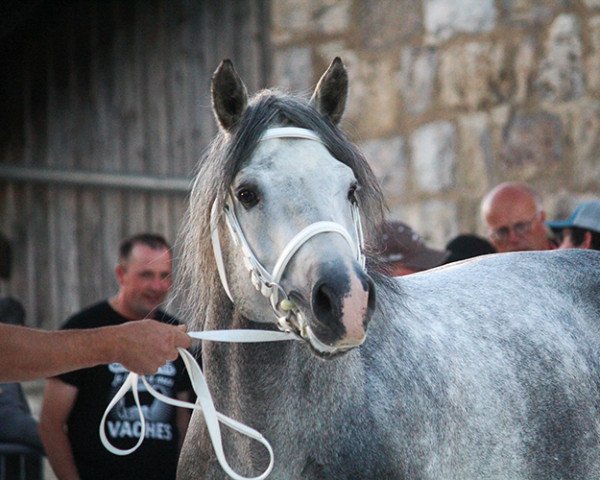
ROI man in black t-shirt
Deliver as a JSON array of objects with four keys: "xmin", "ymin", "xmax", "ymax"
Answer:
[{"xmin": 39, "ymin": 234, "xmax": 194, "ymax": 480}]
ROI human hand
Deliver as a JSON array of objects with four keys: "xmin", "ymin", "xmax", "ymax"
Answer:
[{"xmin": 112, "ymin": 320, "xmax": 192, "ymax": 375}]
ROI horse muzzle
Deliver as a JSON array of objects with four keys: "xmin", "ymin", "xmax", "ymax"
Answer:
[{"xmin": 303, "ymin": 262, "xmax": 375, "ymax": 356}]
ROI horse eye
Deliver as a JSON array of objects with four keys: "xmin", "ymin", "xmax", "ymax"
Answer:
[
  {"xmin": 236, "ymin": 188, "xmax": 259, "ymax": 208},
  {"xmin": 348, "ymin": 183, "xmax": 359, "ymax": 203}
]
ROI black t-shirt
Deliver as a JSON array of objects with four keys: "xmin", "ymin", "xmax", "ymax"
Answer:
[{"xmin": 57, "ymin": 301, "xmax": 193, "ymax": 480}]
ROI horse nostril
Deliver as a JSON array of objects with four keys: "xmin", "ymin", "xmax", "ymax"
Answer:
[
  {"xmin": 312, "ymin": 282, "xmax": 335, "ymax": 320},
  {"xmin": 310, "ymin": 267, "xmax": 375, "ymax": 346},
  {"xmin": 365, "ymin": 275, "xmax": 376, "ymax": 322}
]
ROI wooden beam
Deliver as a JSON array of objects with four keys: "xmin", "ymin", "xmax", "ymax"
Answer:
[{"xmin": 0, "ymin": 165, "xmax": 191, "ymax": 193}]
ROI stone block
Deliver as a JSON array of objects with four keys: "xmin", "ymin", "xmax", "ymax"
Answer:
[
  {"xmin": 342, "ymin": 56, "xmax": 400, "ymax": 137},
  {"xmin": 501, "ymin": 0, "xmax": 570, "ymax": 27},
  {"xmin": 419, "ymin": 199, "xmax": 459, "ymax": 248},
  {"xmin": 271, "ymin": 0, "xmax": 350, "ymax": 43},
  {"xmin": 410, "ymin": 121, "xmax": 457, "ymax": 193},
  {"xmin": 389, "ymin": 199, "xmax": 459, "ymax": 248},
  {"xmin": 457, "ymin": 113, "xmax": 494, "ymax": 194},
  {"xmin": 589, "ymin": 16, "xmax": 600, "ymax": 50},
  {"xmin": 514, "ymin": 37, "xmax": 536, "ymax": 103},
  {"xmin": 271, "ymin": 0, "xmax": 312, "ymax": 44},
  {"xmin": 355, "ymin": 0, "xmax": 422, "ymax": 50},
  {"xmin": 424, "ymin": 0, "xmax": 496, "ymax": 43},
  {"xmin": 398, "ymin": 46, "xmax": 438, "ymax": 115},
  {"xmin": 360, "ymin": 136, "xmax": 407, "ymax": 200},
  {"xmin": 572, "ymin": 99, "xmax": 600, "ymax": 189},
  {"xmin": 534, "ymin": 14, "xmax": 585, "ymax": 102},
  {"xmin": 273, "ymin": 48, "xmax": 313, "ymax": 93},
  {"xmin": 500, "ymin": 110, "xmax": 564, "ymax": 172},
  {"xmin": 586, "ymin": 16, "xmax": 600, "ymax": 92},
  {"xmin": 314, "ymin": 0, "xmax": 352, "ymax": 35},
  {"xmin": 439, "ymin": 41, "xmax": 509, "ymax": 110}
]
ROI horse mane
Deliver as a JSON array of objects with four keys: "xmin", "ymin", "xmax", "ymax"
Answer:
[{"xmin": 175, "ymin": 89, "xmax": 386, "ymax": 331}]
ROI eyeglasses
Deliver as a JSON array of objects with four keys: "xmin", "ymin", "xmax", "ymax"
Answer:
[{"xmin": 489, "ymin": 212, "xmax": 541, "ymax": 243}]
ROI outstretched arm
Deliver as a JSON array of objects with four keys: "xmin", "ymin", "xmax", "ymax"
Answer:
[
  {"xmin": 0, "ymin": 320, "xmax": 191, "ymax": 382},
  {"xmin": 39, "ymin": 379, "xmax": 81, "ymax": 480}
]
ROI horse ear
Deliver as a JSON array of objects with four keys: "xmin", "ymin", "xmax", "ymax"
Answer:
[
  {"xmin": 309, "ymin": 57, "xmax": 348, "ymax": 125},
  {"xmin": 211, "ymin": 59, "xmax": 248, "ymax": 132}
]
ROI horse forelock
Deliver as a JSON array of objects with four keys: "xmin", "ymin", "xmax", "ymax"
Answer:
[{"xmin": 176, "ymin": 89, "xmax": 385, "ymax": 331}]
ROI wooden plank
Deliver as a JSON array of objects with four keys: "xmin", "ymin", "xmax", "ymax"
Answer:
[
  {"xmin": 191, "ymin": 0, "xmax": 218, "ymax": 157},
  {"xmin": 149, "ymin": 193, "xmax": 171, "ymax": 236},
  {"xmin": 46, "ymin": 189, "xmax": 79, "ymax": 326},
  {"xmin": 25, "ymin": 185, "xmax": 52, "ymax": 329},
  {"xmin": 101, "ymin": 190, "xmax": 124, "ymax": 294},
  {"xmin": 233, "ymin": 0, "xmax": 260, "ymax": 91},
  {"xmin": 71, "ymin": 2, "xmax": 95, "ymax": 172},
  {"xmin": 124, "ymin": 192, "xmax": 149, "ymax": 237},
  {"xmin": 78, "ymin": 189, "xmax": 105, "ymax": 308},
  {"xmin": 45, "ymin": 4, "xmax": 75, "ymax": 170},
  {"xmin": 116, "ymin": 0, "xmax": 145, "ymax": 174},
  {"xmin": 0, "ymin": 183, "xmax": 17, "ymax": 299},
  {"xmin": 143, "ymin": 1, "xmax": 171, "ymax": 177},
  {"xmin": 89, "ymin": 0, "xmax": 117, "ymax": 173},
  {"xmin": 2, "ymin": 185, "xmax": 25, "ymax": 305},
  {"xmin": 57, "ymin": 189, "xmax": 80, "ymax": 322},
  {"xmin": 170, "ymin": 195, "xmax": 189, "ymax": 240},
  {"xmin": 22, "ymin": 34, "xmax": 49, "ymax": 170},
  {"xmin": 165, "ymin": 0, "xmax": 192, "ymax": 177}
]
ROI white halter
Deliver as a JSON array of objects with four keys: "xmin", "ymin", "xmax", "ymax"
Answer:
[
  {"xmin": 210, "ymin": 127, "xmax": 366, "ymax": 334},
  {"xmin": 99, "ymin": 127, "xmax": 367, "ymax": 480}
]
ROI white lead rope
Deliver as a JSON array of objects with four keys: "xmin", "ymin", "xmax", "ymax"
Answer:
[{"xmin": 100, "ymin": 329, "xmax": 297, "ymax": 480}]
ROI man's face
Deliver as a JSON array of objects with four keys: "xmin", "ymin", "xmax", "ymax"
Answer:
[
  {"xmin": 485, "ymin": 201, "xmax": 549, "ymax": 253},
  {"xmin": 116, "ymin": 244, "xmax": 173, "ymax": 319}
]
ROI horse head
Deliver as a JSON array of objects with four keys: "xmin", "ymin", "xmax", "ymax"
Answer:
[{"xmin": 205, "ymin": 58, "xmax": 378, "ymax": 357}]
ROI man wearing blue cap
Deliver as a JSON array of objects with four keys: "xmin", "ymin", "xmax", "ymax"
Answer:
[{"xmin": 547, "ymin": 200, "xmax": 600, "ymax": 250}]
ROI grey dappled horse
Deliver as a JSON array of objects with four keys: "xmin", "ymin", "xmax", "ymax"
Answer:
[{"xmin": 177, "ymin": 58, "xmax": 600, "ymax": 479}]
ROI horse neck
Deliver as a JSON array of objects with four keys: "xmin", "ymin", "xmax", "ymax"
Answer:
[{"xmin": 202, "ymin": 309, "xmax": 364, "ymax": 409}]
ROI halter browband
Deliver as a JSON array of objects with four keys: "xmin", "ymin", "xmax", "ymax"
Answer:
[
  {"xmin": 259, "ymin": 126, "xmax": 324, "ymax": 143},
  {"xmin": 100, "ymin": 127, "xmax": 367, "ymax": 480}
]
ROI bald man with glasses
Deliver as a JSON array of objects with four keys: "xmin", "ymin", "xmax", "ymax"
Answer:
[{"xmin": 481, "ymin": 182, "xmax": 556, "ymax": 253}]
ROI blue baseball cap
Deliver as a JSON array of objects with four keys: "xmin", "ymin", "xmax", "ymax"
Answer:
[{"xmin": 546, "ymin": 200, "xmax": 600, "ymax": 233}]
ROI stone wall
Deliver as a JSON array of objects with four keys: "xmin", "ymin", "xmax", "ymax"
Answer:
[{"xmin": 270, "ymin": 0, "xmax": 600, "ymax": 247}]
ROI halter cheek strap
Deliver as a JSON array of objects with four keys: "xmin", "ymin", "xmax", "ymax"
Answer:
[{"xmin": 212, "ymin": 199, "xmax": 364, "ymax": 309}]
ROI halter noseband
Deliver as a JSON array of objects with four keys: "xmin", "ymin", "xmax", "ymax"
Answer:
[{"xmin": 210, "ymin": 127, "xmax": 366, "ymax": 336}]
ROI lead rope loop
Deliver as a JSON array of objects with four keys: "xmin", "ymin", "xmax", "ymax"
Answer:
[{"xmin": 100, "ymin": 329, "xmax": 296, "ymax": 480}]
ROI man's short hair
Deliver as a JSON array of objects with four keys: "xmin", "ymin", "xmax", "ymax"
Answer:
[
  {"xmin": 0, "ymin": 233, "xmax": 11, "ymax": 280},
  {"xmin": 568, "ymin": 227, "xmax": 600, "ymax": 250},
  {"xmin": 0, "ymin": 297, "xmax": 26, "ymax": 326},
  {"xmin": 119, "ymin": 233, "xmax": 171, "ymax": 262}
]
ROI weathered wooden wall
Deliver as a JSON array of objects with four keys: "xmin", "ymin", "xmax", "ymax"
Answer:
[{"xmin": 0, "ymin": 0, "xmax": 270, "ymax": 329}]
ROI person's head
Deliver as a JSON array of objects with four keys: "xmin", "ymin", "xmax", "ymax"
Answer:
[
  {"xmin": 379, "ymin": 221, "xmax": 449, "ymax": 276},
  {"xmin": 480, "ymin": 182, "xmax": 551, "ymax": 252},
  {"xmin": 0, "ymin": 233, "xmax": 11, "ymax": 280},
  {"xmin": 546, "ymin": 200, "xmax": 600, "ymax": 251},
  {"xmin": 0, "ymin": 297, "xmax": 26, "ymax": 326},
  {"xmin": 444, "ymin": 234, "xmax": 496, "ymax": 264},
  {"xmin": 114, "ymin": 233, "xmax": 173, "ymax": 319}
]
